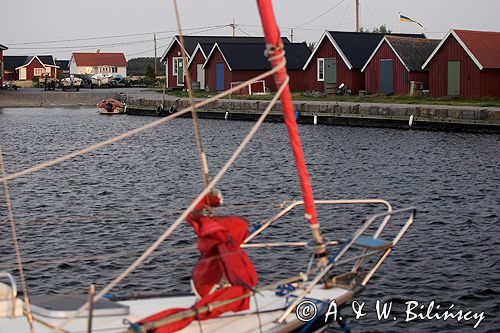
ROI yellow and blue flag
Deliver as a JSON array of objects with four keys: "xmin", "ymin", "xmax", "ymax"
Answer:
[{"xmin": 400, "ymin": 14, "xmax": 423, "ymax": 28}]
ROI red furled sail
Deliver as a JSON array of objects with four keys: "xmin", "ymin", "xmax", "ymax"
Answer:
[
  {"xmin": 187, "ymin": 192, "xmax": 258, "ymax": 297},
  {"xmin": 136, "ymin": 192, "xmax": 258, "ymax": 332}
]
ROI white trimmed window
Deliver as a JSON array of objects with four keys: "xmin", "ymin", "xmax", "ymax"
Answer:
[
  {"xmin": 34, "ymin": 68, "xmax": 44, "ymax": 76},
  {"xmin": 173, "ymin": 57, "xmax": 182, "ymax": 76},
  {"xmin": 317, "ymin": 58, "xmax": 324, "ymax": 81}
]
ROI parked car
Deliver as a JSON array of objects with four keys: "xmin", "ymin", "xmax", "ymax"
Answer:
[{"xmin": 2, "ymin": 81, "xmax": 18, "ymax": 90}]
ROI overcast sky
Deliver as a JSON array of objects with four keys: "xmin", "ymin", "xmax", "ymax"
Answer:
[{"xmin": 1, "ymin": 0, "xmax": 499, "ymax": 60}]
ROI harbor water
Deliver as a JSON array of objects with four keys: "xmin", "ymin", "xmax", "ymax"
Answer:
[{"xmin": 0, "ymin": 107, "xmax": 498, "ymax": 332}]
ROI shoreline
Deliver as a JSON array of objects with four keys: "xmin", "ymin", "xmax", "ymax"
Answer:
[{"xmin": 1, "ymin": 88, "xmax": 499, "ymax": 133}]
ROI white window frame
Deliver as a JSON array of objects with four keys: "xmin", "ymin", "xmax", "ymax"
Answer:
[
  {"xmin": 34, "ymin": 68, "xmax": 44, "ymax": 76},
  {"xmin": 317, "ymin": 58, "xmax": 325, "ymax": 81},
  {"xmin": 173, "ymin": 57, "xmax": 182, "ymax": 76}
]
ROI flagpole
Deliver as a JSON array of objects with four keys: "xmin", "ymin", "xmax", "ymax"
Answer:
[{"xmin": 398, "ymin": 11, "xmax": 401, "ymax": 33}]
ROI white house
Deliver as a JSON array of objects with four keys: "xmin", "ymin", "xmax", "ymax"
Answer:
[{"xmin": 69, "ymin": 52, "xmax": 127, "ymax": 76}]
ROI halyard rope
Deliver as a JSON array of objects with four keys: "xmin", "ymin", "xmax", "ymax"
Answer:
[
  {"xmin": 173, "ymin": 0, "xmax": 211, "ymax": 189},
  {"xmin": 52, "ymin": 74, "xmax": 290, "ymax": 333},
  {"xmin": 0, "ymin": 145, "xmax": 35, "ymax": 333}
]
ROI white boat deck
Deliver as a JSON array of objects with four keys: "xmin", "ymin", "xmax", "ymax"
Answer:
[{"xmin": 0, "ymin": 284, "xmax": 352, "ymax": 333}]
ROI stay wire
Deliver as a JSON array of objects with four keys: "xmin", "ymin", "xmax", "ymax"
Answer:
[{"xmin": 0, "ymin": 145, "xmax": 35, "ymax": 333}]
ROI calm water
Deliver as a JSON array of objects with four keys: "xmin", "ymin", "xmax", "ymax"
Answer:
[{"xmin": 0, "ymin": 107, "xmax": 498, "ymax": 332}]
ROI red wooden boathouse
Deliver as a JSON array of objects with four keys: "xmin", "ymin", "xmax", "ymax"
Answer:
[
  {"xmin": 303, "ymin": 31, "xmax": 425, "ymax": 94},
  {"xmin": 160, "ymin": 36, "xmax": 290, "ymax": 90},
  {"xmin": 362, "ymin": 36, "xmax": 439, "ymax": 95},
  {"xmin": 422, "ymin": 29, "xmax": 500, "ymax": 98},
  {"xmin": 203, "ymin": 42, "xmax": 310, "ymax": 93}
]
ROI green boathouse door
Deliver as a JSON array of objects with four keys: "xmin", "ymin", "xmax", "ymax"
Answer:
[
  {"xmin": 324, "ymin": 58, "xmax": 337, "ymax": 94},
  {"xmin": 447, "ymin": 61, "xmax": 460, "ymax": 96},
  {"xmin": 177, "ymin": 60, "xmax": 184, "ymax": 86}
]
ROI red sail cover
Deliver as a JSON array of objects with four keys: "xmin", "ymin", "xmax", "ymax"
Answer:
[{"xmin": 137, "ymin": 193, "xmax": 258, "ymax": 332}]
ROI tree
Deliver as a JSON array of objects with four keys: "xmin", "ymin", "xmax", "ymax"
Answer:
[
  {"xmin": 145, "ymin": 64, "xmax": 156, "ymax": 79},
  {"xmin": 360, "ymin": 24, "xmax": 392, "ymax": 33},
  {"xmin": 307, "ymin": 42, "xmax": 316, "ymax": 52}
]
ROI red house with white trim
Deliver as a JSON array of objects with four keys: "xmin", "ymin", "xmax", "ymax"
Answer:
[
  {"xmin": 3, "ymin": 55, "xmax": 57, "ymax": 81},
  {"xmin": 0, "ymin": 44, "xmax": 7, "ymax": 86},
  {"xmin": 203, "ymin": 42, "xmax": 310, "ymax": 93},
  {"xmin": 303, "ymin": 31, "xmax": 425, "ymax": 94},
  {"xmin": 362, "ymin": 36, "xmax": 439, "ymax": 95},
  {"xmin": 422, "ymin": 29, "xmax": 500, "ymax": 98}
]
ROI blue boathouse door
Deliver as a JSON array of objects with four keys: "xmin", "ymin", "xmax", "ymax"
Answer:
[
  {"xmin": 216, "ymin": 63, "xmax": 224, "ymax": 91},
  {"xmin": 380, "ymin": 59, "xmax": 393, "ymax": 94}
]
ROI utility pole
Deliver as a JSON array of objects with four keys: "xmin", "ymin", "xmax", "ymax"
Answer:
[
  {"xmin": 290, "ymin": 28, "xmax": 294, "ymax": 43},
  {"xmin": 232, "ymin": 18, "xmax": 236, "ymax": 37},
  {"xmin": 154, "ymin": 33, "xmax": 157, "ymax": 76},
  {"xmin": 356, "ymin": 0, "xmax": 360, "ymax": 32}
]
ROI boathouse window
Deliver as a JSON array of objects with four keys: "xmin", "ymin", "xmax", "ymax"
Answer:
[
  {"xmin": 317, "ymin": 58, "xmax": 324, "ymax": 81},
  {"xmin": 34, "ymin": 68, "xmax": 43, "ymax": 76},
  {"xmin": 173, "ymin": 57, "xmax": 182, "ymax": 76}
]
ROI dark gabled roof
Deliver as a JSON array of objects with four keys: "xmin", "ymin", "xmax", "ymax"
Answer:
[
  {"xmin": 4, "ymin": 55, "xmax": 56, "ymax": 70},
  {"xmin": 198, "ymin": 42, "xmax": 216, "ymax": 57},
  {"xmin": 328, "ymin": 31, "xmax": 426, "ymax": 69},
  {"xmin": 384, "ymin": 36, "xmax": 440, "ymax": 71},
  {"xmin": 214, "ymin": 42, "xmax": 310, "ymax": 71},
  {"xmin": 38, "ymin": 55, "xmax": 56, "ymax": 66},
  {"xmin": 3, "ymin": 56, "xmax": 29, "ymax": 71},
  {"xmin": 178, "ymin": 36, "xmax": 291, "ymax": 55},
  {"xmin": 55, "ymin": 60, "xmax": 70, "ymax": 71},
  {"xmin": 0, "ymin": 44, "xmax": 7, "ymax": 50},
  {"xmin": 162, "ymin": 35, "xmax": 291, "ymax": 62}
]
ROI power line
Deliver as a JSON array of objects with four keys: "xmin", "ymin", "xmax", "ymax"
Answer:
[
  {"xmin": 235, "ymin": 27, "xmax": 253, "ymax": 37},
  {"xmin": 294, "ymin": 0, "xmax": 348, "ymax": 28},
  {"xmin": 362, "ymin": 0, "xmax": 381, "ymax": 29},
  {"xmin": 126, "ymin": 25, "xmax": 230, "ymax": 57},
  {"xmin": 5, "ymin": 25, "xmax": 229, "ymax": 46}
]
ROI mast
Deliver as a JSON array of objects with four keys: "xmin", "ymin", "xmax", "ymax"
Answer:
[{"xmin": 256, "ymin": 0, "xmax": 326, "ymax": 254}]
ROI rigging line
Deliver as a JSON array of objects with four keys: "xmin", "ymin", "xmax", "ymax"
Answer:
[
  {"xmin": 294, "ymin": 0, "xmax": 348, "ymax": 28},
  {"xmin": 0, "ymin": 146, "xmax": 35, "ymax": 333},
  {"xmin": 6, "ymin": 25, "xmax": 230, "ymax": 46},
  {"xmin": 173, "ymin": 0, "xmax": 211, "ymax": 189},
  {"xmin": 53, "ymin": 72, "xmax": 289, "ymax": 333}
]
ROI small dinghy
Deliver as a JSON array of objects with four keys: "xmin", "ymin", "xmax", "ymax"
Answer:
[{"xmin": 97, "ymin": 98, "xmax": 126, "ymax": 115}]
